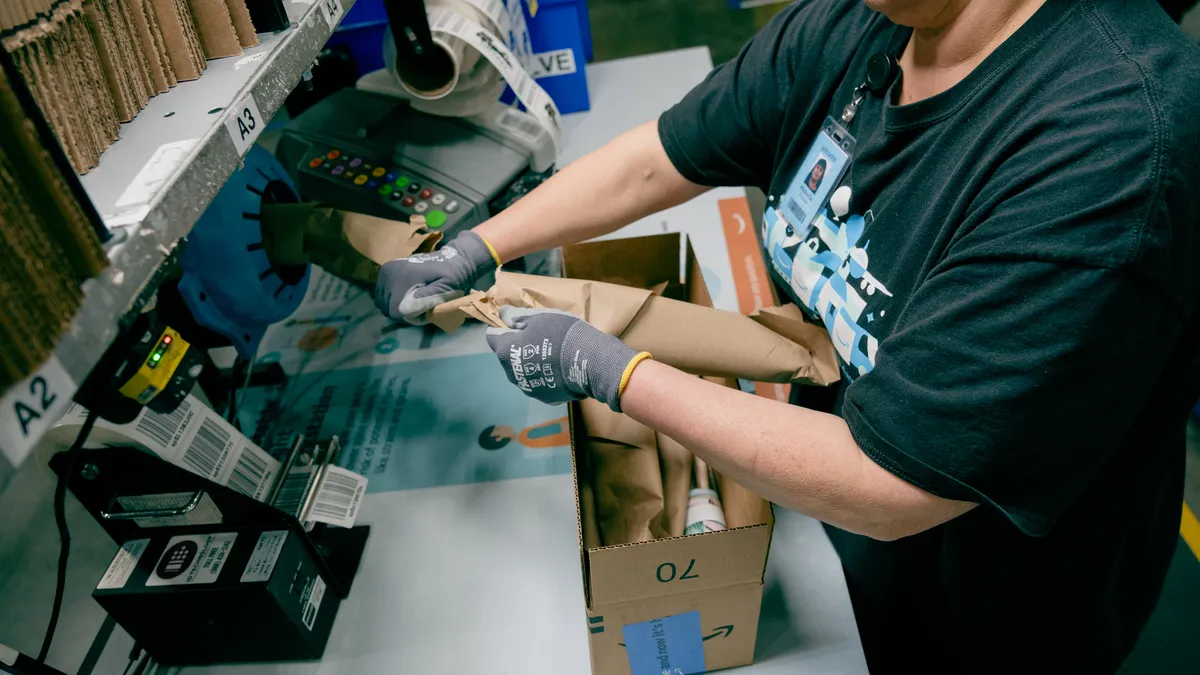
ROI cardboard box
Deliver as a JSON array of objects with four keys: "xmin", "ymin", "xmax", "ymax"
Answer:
[{"xmin": 563, "ymin": 234, "xmax": 774, "ymax": 675}]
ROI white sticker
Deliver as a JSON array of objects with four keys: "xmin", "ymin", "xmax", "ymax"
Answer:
[
  {"xmin": 116, "ymin": 492, "xmax": 223, "ymax": 529},
  {"xmin": 304, "ymin": 466, "xmax": 367, "ymax": 529},
  {"xmin": 224, "ymin": 93, "xmax": 264, "ymax": 157},
  {"xmin": 146, "ymin": 533, "xmax": 238, "ymax": 586},
  {"xmin": 302, "ymin": 576, "xmax": 326, "ymax": 630},
  {"xmin": 427, "ymin": 8, "xmax": 562, "ymax": 155},
  {"xmin": 241, "ymin": 530, "xmax": 288, "ymax": 583},
  {"xmin": 318, "ymin": 0, "xmax": 342, "ymax": 29},
  {"xmin": 234, "ymin": 52, "xmax": 268, "ymax": 70},
  {"xmin": 496, "ymin": 108, "xmax": 543, "ymax": 144},
  {"xmin": 0, "ymin": 356, "xmax": 76, "ymax": 467},
  {"xmin": 98, "ymin": 539, "xmax": 150, "ymax": 590},
  {"xmin": 0, "ymin": 643, "xmax": 17, "ymax": 667},
  {"xmin": 529, "ymin": 48, "xmax": 576, "ymax": 78},
  {"xmin": 114, "ymin": 139, "xmax": 200, "ymax": 210}
]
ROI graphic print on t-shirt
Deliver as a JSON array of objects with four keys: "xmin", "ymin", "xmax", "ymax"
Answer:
[{"xmin": 765, "ymin": 186, "xmax": 892, "ymax": 378}]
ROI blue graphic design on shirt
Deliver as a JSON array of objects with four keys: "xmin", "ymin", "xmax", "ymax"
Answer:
[{"xmin": 765, "ymin": 200, "xmax": 893, "ymax": 378}]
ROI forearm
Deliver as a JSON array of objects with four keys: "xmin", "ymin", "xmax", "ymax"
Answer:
[
  {"xmin": 474, "ymin": 121, "xmax": 709, "ymax": 262},
  {"xmin": 620, "ymin": 361, "xmax": 976, "ymax": 540}
]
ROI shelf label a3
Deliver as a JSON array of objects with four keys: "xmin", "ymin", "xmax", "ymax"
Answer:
[{"xmin": 225, "ymin": 93, "xmax": 265, "ymax": 157}]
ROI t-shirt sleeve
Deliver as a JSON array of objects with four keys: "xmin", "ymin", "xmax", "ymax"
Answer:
[
  {"xmin": 657, "ymin": 5, "xmax": 812, "ymax": 191},
  {"xmin": 841, "ymin": 100, "xmax": 1188, "ymax": 537}
]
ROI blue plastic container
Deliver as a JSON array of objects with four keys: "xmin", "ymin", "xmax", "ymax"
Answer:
[{"xmin": 326, "ymin": 0, "xmax": 592, "ymax": 113}]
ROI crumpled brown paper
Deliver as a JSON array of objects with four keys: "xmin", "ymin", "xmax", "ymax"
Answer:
[
  {"xmin": 260, "ymin": 203, "xmax": 442, "ymax": 286},
  {"xmin": 430, "ymin": 271, "xmax": 839, "ymax": 386},
  {"xmin": 581, "ymin": 399, "xmax": 669, "ymax": 546},
  {"xmin": 656, "ymin": 431, "xmax": 694, "ymax": 538}
]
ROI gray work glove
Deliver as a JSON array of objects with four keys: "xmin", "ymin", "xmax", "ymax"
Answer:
[
  {"xmin": 485, "ymin": 306, "xmax": 652, "ymax": 412},
  {"xmin": 374, "ymin": 230, "xmax": 498, "ymax": 323}
]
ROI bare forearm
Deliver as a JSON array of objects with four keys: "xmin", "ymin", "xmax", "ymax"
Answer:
[
  {"xmin": 620, "ymin": 361, "xmax": 975, "ymax": 540},
  {"xmin": 474, "ymin": 121, "xmax": 708, "ymax": 262}
]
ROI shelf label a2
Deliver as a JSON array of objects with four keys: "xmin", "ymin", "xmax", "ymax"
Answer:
[
  {"xmin": 224, "ymin": 93, "xmax": 264, "ymax": 157},
  {"xmin": 0, "ymin": 356, "xmax": 76, "ymax": 466}
]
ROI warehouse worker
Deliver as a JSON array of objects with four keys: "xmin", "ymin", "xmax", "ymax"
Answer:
[{"xmin": 376, "ymin": 0, "xmax": 1200, "ymax": 671}]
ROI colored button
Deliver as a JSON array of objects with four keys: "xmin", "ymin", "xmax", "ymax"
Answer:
[
  {"xmin": 331, "ymin": 165, "xmax": 345, "ymax": 176},
  {"xmin": 363, "ymin": 163, "xmax": 374, "ymax": 171},
  {"xmin": 385, "ymin": 172, "xmax": 397, "ymax": 182},
  {"xmin": 444, "ymin": 200, "xmax": 459, "ymax": 213},
  {"xmin": 426, "ymin": 210, "xmax": 447, "ymax": 229},
  {"xmin": 389, "ymin": 190, "xmax": 404, "ymax": 201},
  {"xmin": 379, "ymin": 184, "xmax": 393, "ymax": 196},
  {"xmin": 354, "ymin": 175, "xmax": 368, "ymax": 186},
  {"xmin": 372, "ymin": 167, "xmax": 386, "ymax": 178},
  {"xmin": 308, "ymin": 157, "xmax": 323, "ymax": 168},
  {"xmin": 367, "ymin": 179, "xmax": 380, "ymax": 188},
  {"xmin": 394, "ymin": 176, "xmax": 410, "ymax": 188},
  {"xmin": 401, "ymin": 196, "xmax": 415, "ymax": 207},
  {"xmin": 326, "ymin": 149, "xmax": 341, "ymax": 160},
  {"xmin": 414, "ymin": 201, "xmax": 428, "ymax": 213},
  {"xmin": 431, "ymin": 193, "xmax": 446, "ymax": 205},
  {"xmin": 419, "ymin": 188, "xmax": 433, "ymax": 199},
  {"xmin": 349, "ymin": 158, "xmax": 363, "ymax": 168},
  {"xmin": 407, "ymin": 183, "xmax": 421, "ymax": 194}
]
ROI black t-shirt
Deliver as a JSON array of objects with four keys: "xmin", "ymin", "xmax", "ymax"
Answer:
[{"xmin": 660, "ymin": 0, "xmax": 1200, "ymax": 671}]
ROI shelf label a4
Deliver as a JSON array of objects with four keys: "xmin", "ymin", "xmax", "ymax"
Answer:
[
  {"xmin": 0, "ymin": 356, "xmax": 76, "ymax": 466},
  {"xmin": 225, "ymin": 93, "xmax": 265, "ymax": 157},
  {"xmin": 320, "ymin": 0, "xmax": 343, "ymax": 29}
]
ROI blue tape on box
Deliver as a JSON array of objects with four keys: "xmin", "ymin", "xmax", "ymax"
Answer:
[{"xmin": 622, "ymin": 611, "xmax": 706, "ymax": 675}]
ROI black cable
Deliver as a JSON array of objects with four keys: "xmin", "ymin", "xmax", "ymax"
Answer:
[
  {"xmin": 121, "ymin": 644, "xmax": 144, "ymax": 675},
  {"xmin": 37, "ymin": 408, "xmax": 100, "ymax": 663}
]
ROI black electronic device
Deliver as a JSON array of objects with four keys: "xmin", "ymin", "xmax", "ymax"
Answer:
[
  {"xmin": 244, "ymin": 0, "xmax": 290, "ymax": 33},
  {"xmin": 50, "ymin": 446, "xmax": 369, "ymax": 666}
]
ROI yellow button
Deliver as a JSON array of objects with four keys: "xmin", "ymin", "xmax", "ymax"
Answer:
[
  {"xmin": 372, "ymin": 167, "xmax": 386, "ymax": 177},
  {"xmin": 354, "ymin": 174, "xmax": 368, "ymax": 186}
]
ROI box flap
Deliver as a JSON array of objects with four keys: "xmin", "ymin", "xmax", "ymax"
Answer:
[
  {"xmin": 562, "ymin": 232, "xmax": 685, "ymax": 300},
  {"xmin": 586, "ymin": 524, "xmax": 770, "ymax": 606}
]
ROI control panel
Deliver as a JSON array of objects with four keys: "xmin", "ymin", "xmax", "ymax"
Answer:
[{"xmin": 301, "ymin": 147, "xmax": 472, "ymax": 232}]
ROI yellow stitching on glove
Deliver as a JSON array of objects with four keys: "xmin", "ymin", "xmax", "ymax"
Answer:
[
  {"xmin": 477, "ymin": 233, "xmax": 503, "ymax": 267},
  {"xmin": 618, "ymin": 352, "xmax": 654, "ymax": 396}
]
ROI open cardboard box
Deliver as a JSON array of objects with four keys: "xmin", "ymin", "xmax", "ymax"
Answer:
[{"xmin": 563, "ymin": 233, "xmax": 774, "ymax": 675}]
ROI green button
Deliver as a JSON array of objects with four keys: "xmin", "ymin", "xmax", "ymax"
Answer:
[
  {"xmin": 426, "ymin": 210, "xmax": 447, "ymax": 229},
  {"xmin": 395, "ymin": 176, "xmax": 410, "ymax": 188},
  {"xmin": 378, "ymin": 184, "xmax": 393, "ymax": 196}
]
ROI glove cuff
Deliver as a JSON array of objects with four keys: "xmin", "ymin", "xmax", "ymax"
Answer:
[
  {"xmin": 561, "ymin": 323, "xmax": 644, "ymax": 413},
  {"xmin": 448, "ymin": 231, "xmax": 501, "ymax": 282}
]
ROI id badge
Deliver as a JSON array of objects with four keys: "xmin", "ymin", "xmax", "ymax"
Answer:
[{"xmin": 765, "ymin": 117, "xmax": 856, "ymax": 286}]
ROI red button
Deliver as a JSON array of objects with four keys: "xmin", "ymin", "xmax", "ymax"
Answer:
[
  {"xmin": 308, "ymin": 157, "xmax": 323, "ymax": 168},
  {"xmin": 401, "ymin": 196, "xmax": 415, "ymax": 207},
  {"xmin": 326, "ymin": 149, "xmax": 341, "ymax": 160},
  {"xmin": 419, "ymin": 188, "xmax": 433, "ymax": 199}
]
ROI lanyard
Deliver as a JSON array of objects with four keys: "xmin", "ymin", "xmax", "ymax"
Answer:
[{"xmin": 840, "ymin": 25, "xmax": 912, "ymax": 127}]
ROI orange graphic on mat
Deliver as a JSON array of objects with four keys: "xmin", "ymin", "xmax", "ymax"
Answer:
[{"xmin": 479, "ymin": 418, "xmax": 570, "ymax": 450}]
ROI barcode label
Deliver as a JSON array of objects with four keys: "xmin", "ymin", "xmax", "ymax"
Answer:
[
  {"xmin": 497, "ymin": 109, "xmax": 542, "ymax": 143},
  {"xmin": 227, "ymin": 448, "xmax": 268, "ymax": 499},
  {"xmin": 273, "ymin": 468, "xmax": 315, "ymax": 518},
  {"xmin": 134, "ymin": 400, "xmax": 191, "ymax": 449},
  {"xmin": 305, "ymin": 466, "xmax": 366, "ymax": 528},
  {"xmin": 181, "ymin": 416, "xmax": 231, "ymax": 479}
]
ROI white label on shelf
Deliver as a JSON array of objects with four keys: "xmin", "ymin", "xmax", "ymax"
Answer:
[
  {"xmin": 0, "ymin": 643, "xmax": 17, "ymax": 667},
  {"xmin": 0, "ymin": 356, "xmax": 76, "ymax": 466},
  {"xmin": 224, "ymin": 93, "xmax": 265, "ymax": 157},
  {"xmin": 304, "ymin": 465, "xmax": 367, "ymax": 529},
  {"xmin": 240, "ymin": 530, "xmax": 288, "ymax": 583},
  {"xmin": 146, "ymin": 533, "xmax": 238, "ymax": 587},
  {"xmin": 319, "ymin": 0, "xmax": 343, "ymax": 29},
  {"xmin": 529, "ymin": 48, "xmax": 576, "ymax": 78},
  {"xmin": 234, "ymin": 52, "xmax": 268, "ymax": 70},
  {"xmin": 97, "ymin": 539, "xmax": 150, "ymax": 590},
  {"xmin": 114, "ymin": 139, "xmax": 200, "ymax": 210},
  {"xmin": 302, "ymin": 576, "xmax": 326, "ymax": 630}
]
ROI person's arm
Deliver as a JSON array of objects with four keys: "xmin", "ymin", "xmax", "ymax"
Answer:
[
  {"xmin": 620, "ymin": 361, "xmax": 977, "ymax": 541},
  {"xmin": 474, "ymin": 122, "xmax": 709, "ymax": 262}
]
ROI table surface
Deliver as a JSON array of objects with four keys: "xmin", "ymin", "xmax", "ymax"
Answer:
[{"xmin": 1, "ymin": 47, "xmax": 868, "ymax": 675}]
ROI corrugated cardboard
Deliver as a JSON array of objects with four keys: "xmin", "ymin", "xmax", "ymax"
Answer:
[
  {"xmin": 562, "ymin": 234, "xmax": 774, "ymax": 675},
  {"xmin": 188, "ymin": 0, "xmax": 242, "ymax": 59},
  {"xmin": 224, "ymin": 0, "xmax": 257, "ymax": 48},
  {"xmin": 153, "ymin": 0, "xmax": 204, "ymax": 81},
  {"xmin": 136, "ymin": 0, "xmax": 177, "ymax": 88}
]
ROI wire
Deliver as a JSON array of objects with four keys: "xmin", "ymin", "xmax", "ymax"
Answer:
[
  {"xmin": 37, "ymin": 407, "xmax": 100, "ymax": 664},
  {"xmin": 121, "ymin": 643, "xmax": 143, "ymax": 675}
]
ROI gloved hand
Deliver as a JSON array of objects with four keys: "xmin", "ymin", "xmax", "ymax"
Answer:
[
  {"xmin": 485, "ymin": 306, "xmax": 652, "ymax": 412},
  {"xmin": 374, "ymin": 230, "xmax": 499, "ymax": 323}
]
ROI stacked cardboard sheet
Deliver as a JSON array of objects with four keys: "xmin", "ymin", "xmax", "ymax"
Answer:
[
  {"xmin": 0, "ymin": 57, "xmax": 106, "ymax": 390},
  {"xmin": 0, "ymin": 0, "xmax": 258, "ymax": 173}
]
